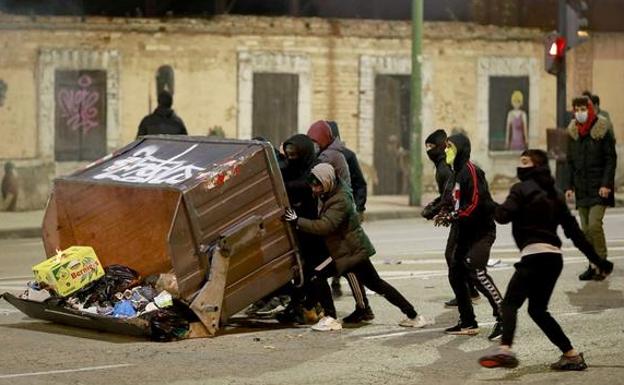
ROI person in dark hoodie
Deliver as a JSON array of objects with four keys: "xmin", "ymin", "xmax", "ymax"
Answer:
[
  {"xmin": 136, "ymin": 91, "xmax": 187, "ymax": 138},
  {"xmin": 285, "ymin": 163, "xmax": 427, "ymax": 331},
  {"xmin": 564, "ymin": 96, "xmax": 617, "ymax": 281},
  {"xmin": 422, "ymin": 129, "xmax": 480, "ymax": 307},
  {"xmin": 434, "ymin": 133, "xmax": 503, "ymax": 340},
  {"xmin": 479, "ymin": 149, "xmax": 614, "ymax": 370},
  {"xmin": 307, "ymin": 120, "xmax": 374, "ymax": 324}
]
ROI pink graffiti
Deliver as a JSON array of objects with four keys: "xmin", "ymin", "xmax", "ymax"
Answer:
[{"xmin": 57, "ymin": 74, "xmax": 100, "ymax": 133}]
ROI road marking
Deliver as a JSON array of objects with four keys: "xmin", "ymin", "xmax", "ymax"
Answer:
[
  {"xmin": 0, "ymin": 364, "xmax": 134, "ymax": 379},
  {"xmin": 361, "ymin": 309, "xmax": 614, "ymax": 340}
]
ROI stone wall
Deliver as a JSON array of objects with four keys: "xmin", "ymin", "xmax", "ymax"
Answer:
[{"xmin": 0, "ymin": 15, "xmax": 622, "ymax": 209}]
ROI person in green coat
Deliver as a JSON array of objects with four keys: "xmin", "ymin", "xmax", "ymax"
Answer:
[
  {"xmin": 564, "ymin": 96, "xmax": 617, "ymax": 281},
  {"xmin": 285, "ymin": 163, "xmax": 427, "ymax": 331}
]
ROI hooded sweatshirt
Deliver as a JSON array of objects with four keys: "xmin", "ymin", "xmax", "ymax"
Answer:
[
  {"xmin": 421, "ymin": 130, "xmax": 453, "ymax": 220},
  {"xmin": 442, "ymin": 133, "xmax": 496, "ymax": 239},
  {"xmin": 328, "ymin": 121, "xmax": 367, "ymax": 212},
  {"xmin": 495, "ymin": 165, "xmax": 608, "ymax": 270},
  {"xmin": 137, "ymin": 106, "xmax": 188, "ymax": 138},
  {"xmin": 306, "ymin": 121, "xmax": 351, "ymax": 186}
]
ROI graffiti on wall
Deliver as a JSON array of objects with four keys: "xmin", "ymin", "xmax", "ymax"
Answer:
[
  {"xmin": 56, "ymin": 74, "xmax": 101, "ymax": 133},
  {"xmin": 93, "ymin": 144, "xmax": 207, "ymax": 185}
]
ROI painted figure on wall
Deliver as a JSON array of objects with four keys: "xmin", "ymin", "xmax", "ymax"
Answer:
[{"xmin": 506, "ymin": 90, "xmax": 528, "ymax": 151}]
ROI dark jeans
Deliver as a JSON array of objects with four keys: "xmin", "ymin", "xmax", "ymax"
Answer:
[
  {"xmin": 448, "ymin": 229, "xmax": 503, "ymax": 324},
  {"xmin": 306, "ymin": 258, "xmax": 417, "ymax": 319},
  {"xmin": 445, "ymin": 225, "xmax": 479, "ymax": 298},
  {"xmin": 501, "ymin": 252, "xmax": 573, "ymax": 353}
]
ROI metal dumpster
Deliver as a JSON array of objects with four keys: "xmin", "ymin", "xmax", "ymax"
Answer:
[{"xmin": 7, "ymin": 136, "xmax": 302, "ymax": 338}]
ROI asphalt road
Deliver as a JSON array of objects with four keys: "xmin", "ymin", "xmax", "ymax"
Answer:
[{"xmin": 1, "ymin": 212, "xmax": 623, "ymax": 385}]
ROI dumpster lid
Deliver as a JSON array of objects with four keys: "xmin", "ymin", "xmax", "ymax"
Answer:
[{"xmin": 65, "ymin": 136, "xmax": 267, "ymax": 190}]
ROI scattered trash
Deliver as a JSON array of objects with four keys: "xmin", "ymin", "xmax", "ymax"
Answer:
[
  {"xmin": 146, "ymin": 309, "xmax": 190, "ymax": 342},
  {"xmin": 154, "ymin": 291, "xmax": 173, "ymax": 309},
  {"xmin": 113, "ymin": 300, "xmax": 137, "ymax": 318}
]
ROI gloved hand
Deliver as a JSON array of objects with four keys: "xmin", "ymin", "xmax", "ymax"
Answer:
[
  {"xmin": 433, "ymin": 210, "xmax": 457, "ymax": 227},
  {"xmin": 284, "ymin": 208, "xmax": 298, "ymax": 223}
]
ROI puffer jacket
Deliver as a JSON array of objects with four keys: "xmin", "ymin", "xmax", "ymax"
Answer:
[
  {"xmin": 565, "ymin": 116, "xmax": 617, "ymax": 208},
  {"xmin": 297, "ymin": 181, "xmax": 375, "ymax": 275}
]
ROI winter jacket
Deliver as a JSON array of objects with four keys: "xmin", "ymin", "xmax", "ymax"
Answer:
[
  {"xmin": 422, "ymin": 131, "xmax": 453, "ymax": 220},
  {"xmin": 565, "ymin": 116, "xmax": 616, "ymax": 207},
  {"xmin": 495, "ymin": 166, "xmax": 608, "ymax": 270},
  {"xmin": 297, "ymin": 181, "xmax": 375, "ymax": 275},
  {"xmin": 307, "ymin": 121, "xmax": 351, "ymax": 186},
  {"xmin": 137, "ymin": 107, "xmax": 188, "ymax": 138},
  {"xmin": 441, "ymin": 134, "xmax": 496, "ymax": 240}
]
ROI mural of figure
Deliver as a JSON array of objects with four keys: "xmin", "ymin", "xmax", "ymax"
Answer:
[{"xmin": 506, "ymin": 90, "xmax": 528, "ymax": 151}]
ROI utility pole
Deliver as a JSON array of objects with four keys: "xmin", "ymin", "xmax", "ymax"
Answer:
[
  {"xmin": 409, "ymin": 0, "xmax": 423, "ymax": 206},
  {"xmin": 557, "ymin": 0, "xmax": 567, "ymax": 129}
]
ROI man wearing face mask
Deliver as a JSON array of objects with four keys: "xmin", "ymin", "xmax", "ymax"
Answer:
[
  {"xmin": 422, "ymin": 129, "xmax": 481, "ymax": 307},
  {"xmin": 433, "ymin": 133, "xmax": 503, "ymax": 340},
  {"xmin": 564, "ymin": 96, "xmax": 617, "ymax": 281},
  {"xmin": 479, "ymin": 149, "xmax": 613, "ymax": 370}
]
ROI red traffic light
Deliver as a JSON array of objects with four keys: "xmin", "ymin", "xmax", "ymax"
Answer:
[{"xmin": 548, "ymin": 36, "xmax": 567, "ymax": 58}]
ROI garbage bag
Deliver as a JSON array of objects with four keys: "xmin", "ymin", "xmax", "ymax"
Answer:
[
  {"xmin": 145, "ymin": 309, "xmax": 190, "ymax": 342},
  {"xmin": 73, "ymin": 264, "xmax": 141, "ymax": 307}
]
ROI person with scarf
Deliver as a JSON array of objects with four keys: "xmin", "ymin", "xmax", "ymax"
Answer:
[
  {"xmin": 479, "ymin": 149, "xmax": 613, "ymax": 370},
  {"xmin": 284, "ymin": 163, "xmax": 427, "ymax": 331},
  {"xmin": 564, "ymin": 96, "xmax": 617, "ymax": 281}
]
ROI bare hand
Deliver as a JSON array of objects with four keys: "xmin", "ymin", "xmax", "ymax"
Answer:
[
  {"xmin": 599, "ymin": 187, "xmax": 611, "ymax": 198},
  {"xmin": 565, "ymin": 190, "xmax": 574, "ymax": 201}
]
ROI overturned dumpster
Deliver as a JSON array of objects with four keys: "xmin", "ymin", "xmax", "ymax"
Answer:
[{"xmin": 4, "ymin": 136, "xmax": 302, "ymax": 339}]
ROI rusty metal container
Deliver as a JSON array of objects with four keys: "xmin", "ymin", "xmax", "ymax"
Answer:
[{"xmin": 8, "ymin": 136, "xmax": 302, "ymax": 337}]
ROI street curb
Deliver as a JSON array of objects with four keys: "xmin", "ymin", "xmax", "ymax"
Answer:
[{"xmin": 0, "ymin": 228, "xmax": 42, "ymax": 240}]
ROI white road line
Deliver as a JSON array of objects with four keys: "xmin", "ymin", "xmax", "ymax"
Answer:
[{"xmin": 0, "ymin": 364, "xmax": 134, "ymax": 379}]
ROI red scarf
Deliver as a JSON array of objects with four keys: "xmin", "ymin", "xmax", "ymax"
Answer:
[{"xmin": 576, "ymin": 100, "xmax": 597, "ymax": 137}]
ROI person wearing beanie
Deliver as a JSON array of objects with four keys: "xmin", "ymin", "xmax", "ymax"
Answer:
[
  {"xmin": 136, "ymin": 91, "xmax": 187, "ymax": 138},
  {"xmin": 422, "ymin": 129, "xmax": 481, "ymax": 307},
  {"xmin": 564, "ymin": 96, "xmax": 617, "ymax": 281},
  {"xmin": 479, "ymin": 149, "xmax": 613, "ymax": 370},
  {"xmin": 284, "ymin": 163, "xmax": 427, "ymax": 331}
]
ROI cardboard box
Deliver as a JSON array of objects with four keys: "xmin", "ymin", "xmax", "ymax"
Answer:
[{"xmin": 33, "ymin": 246, "xmax": 105, "ymax": 297}]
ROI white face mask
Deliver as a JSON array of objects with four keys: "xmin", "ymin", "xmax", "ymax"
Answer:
[{"xmin": 575, "ymin": 110, "xmax": 588, "ymax": 124}]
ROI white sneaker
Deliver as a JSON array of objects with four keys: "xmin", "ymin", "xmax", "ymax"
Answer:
[
  {"xmin": 399, "ymin": 315, "xmax": 428, "ymax": 328},
  {"xmin": 311, "ymin": 316, "xmax": 343, "ymax": 332}
]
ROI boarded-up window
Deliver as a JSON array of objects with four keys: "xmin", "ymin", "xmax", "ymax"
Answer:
[
  {"xmin": 54, "ymin": 70, "xmax": 107, "ymax": 161},
  {"xmin": 252, "ymin": 73, "xmax": 298, "ymax": 146},
  {"xmin": 374, "ymin": 75, "xmax": 411, "ymax": 195}
]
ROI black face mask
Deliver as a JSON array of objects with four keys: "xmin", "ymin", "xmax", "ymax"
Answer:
[
  {"xmin": 426, "ymin": 146, "xmax": 445, "ymax": 162},
  {"xmin": 516, "ymin": 166, "xmax": 535, "ymax": 181}
]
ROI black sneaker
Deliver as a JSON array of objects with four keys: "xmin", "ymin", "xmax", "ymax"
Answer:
[
  {"xmin": 444, "ymin": 298, "xmax": 458, "ymax": 307},
  {"xmin": 550, "ymin": 353, "xmax": 588, "ymax": 371},
  {"xmin": 579, "ymin": 266, "xmax": 596, "ymax": 281},
  {"xmin": 479, "ymin": 348, "xmax": 519, "ymax": 369},
  {"xmin": 445, "ymin": 321, "xmax": 479, "ymax": 336},
  {"xmin": 343, "ymin": 306, "xmax": 374, "ymax": 324},
  {"xmin": 595, "ymin": 260, "xmax": 614, "ymax": 281},
  {"xmin": 488, "ymin": 322, "xmax": 503, "ymax": 340}
]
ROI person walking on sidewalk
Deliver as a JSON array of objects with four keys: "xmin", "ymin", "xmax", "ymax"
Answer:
[
  {"xmin": 434, "ymin": 133, "xmax": 503, "ymax": 340},
  {"xmin": 564, "ymin": 96, "xmax": 617, "ymax": 281},
  {"xmin": 421, "ymin": 129, "xmax": 481, "ymax": 308},
  {"xmin": 285, "ymin": 163, "xmax": 427, "ymax": 331},
  {"xmin": 479, "ymin": 149, "xmax": 614, "ymax": 370}
]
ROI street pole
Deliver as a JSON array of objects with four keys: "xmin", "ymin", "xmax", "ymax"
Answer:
[
  {"xmin": 409, "ymin": 0, "xmax": 423, "ymax": 206},
  {"xmin": 555, "ymin": 0, "xmax": 567, "ymax": 187}
]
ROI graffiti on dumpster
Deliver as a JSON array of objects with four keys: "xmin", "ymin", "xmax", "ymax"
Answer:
[
  {"xmin": 93, "ymin": 144, "xmax": 207, "ymax": 185},
  {"xmin": 56, "ymin": 74, "xmax": 101, "ymax": 133}
]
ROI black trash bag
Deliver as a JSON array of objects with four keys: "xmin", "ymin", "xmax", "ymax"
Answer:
[
  {"xmin": 73, "ymin": 264, "xmax": 141, "ymax": 307},
  {"xmin": 145, "ymin": 309, "xmax": 190, "ymax": 342}
]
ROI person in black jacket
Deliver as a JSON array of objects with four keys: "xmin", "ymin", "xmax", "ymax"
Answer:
[
  {"xmin": 136, "ymin": 91, "xmax": 187, "ymax": 138},
  {"xmin": 434, "ymin": 133, "xmax": 503, "ymax": 340},
  {"xmin": 479, "ymin": 149, "xmax": 614, "ymax": 370},
  {"xmin": 564, "ymin": 96, "xmax": 617, "ymax": 281},
  {"xmin": 422, "ymin": 129, "xmax": 480, "ymax": 307}
]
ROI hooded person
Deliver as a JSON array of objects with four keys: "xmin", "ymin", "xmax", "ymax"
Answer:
[
  {"xmin": 434, "ymin": 133, "xmax": 504, "ymax": 340},
  {"xmin": 136, "ymin": 91, "xmax": 187, "ymax": 138},
  {"xmin": 284, "ymin": 163, "xmax": 427, "ymax": 331},
  {"xmin": 306, "ymin": 120, "xmax": 351, "ymax": 186},
  {"xmin": 479, "ymin": 149, "xmax": 613, "ymax": 370},
  {"xmin": 564, "ymin": 96, "xmax": 617, "ymax": 281},
  {"xmin": 422, "ymin": 129, "xmax": 481, "ymax": 307}
]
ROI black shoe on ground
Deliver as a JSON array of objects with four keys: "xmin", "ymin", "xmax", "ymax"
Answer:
[
  {"xmin": 479, "ymin": 348, "xmax": 519, "ymax": 369},
  {"xmin": 550, "ymin": 353, "xmax": 587, "ymax": 371},
  {"xmin": 579, "ymin": 266, "xmax": 596, "ymax": 281},
  {"xmin": 444, "ymin": 298, "xmax": 458, "ymax": 307},
  {"xmin": 488, "ymin": 321, "xmax": 503, "ymax": 340},
  {"xmin": 594, "ymin": 260, "xmax": 614, "ymax": 281},
  {"xmin": 445, "ymin": 321, "xmax": 479, "ymax": 336},
  {"xmin": 343, "ymin": 306, "xmax": 374, "ymax": 324}
]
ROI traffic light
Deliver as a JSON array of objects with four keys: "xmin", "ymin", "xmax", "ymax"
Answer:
[
  {"xmin": 544, "ymin": 32, "xmax": 566, "ymax": 75},
  {"xmin": 566, "ymin": 0, "xmax": 589, "ymax": 48}
]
